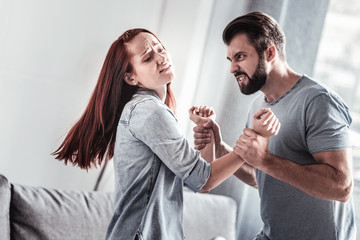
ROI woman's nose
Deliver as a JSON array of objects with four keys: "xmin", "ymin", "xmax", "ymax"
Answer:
[{"xmin": 156, "ymin": 52, "xmax": 166, "ymax": 64}]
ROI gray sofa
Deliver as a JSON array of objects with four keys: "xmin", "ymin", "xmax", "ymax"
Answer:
[{"xmin": 0, "ymin": 174, "xmax": 237, "ymax": 240}]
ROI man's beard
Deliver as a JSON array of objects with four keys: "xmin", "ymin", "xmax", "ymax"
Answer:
[{"xmin": 236, "ymin": 56, "xmax": 267, "ymax": 95}]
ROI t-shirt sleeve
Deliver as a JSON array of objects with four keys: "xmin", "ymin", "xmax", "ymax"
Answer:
[
  {"xmin": 128, "ymin": 99, "xmax": 211, "ymax": 192},
  {"xmin": 306, "ymin": 92, "xmax": 352, "ymax": 154}
]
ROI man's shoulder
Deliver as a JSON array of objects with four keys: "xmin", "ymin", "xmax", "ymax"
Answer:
[
  {"xmin": 301, "ymin": 76, "xmax": 347, "ymax": 105},
  {"xmin": 300, "ymin": 75, "xmax": 351, "ymax": 123},
  {"xmin": 298, "ymin": 75, "xmax": 328, "ymax": 94},
  {"xmin": 294, "ymin": 75, "xmax": 342, "ymax": 103}
]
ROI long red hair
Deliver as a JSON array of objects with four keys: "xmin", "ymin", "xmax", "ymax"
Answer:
[{"xmin": 53, "ymin": 28, "xmax": 176, "ymax": 170}]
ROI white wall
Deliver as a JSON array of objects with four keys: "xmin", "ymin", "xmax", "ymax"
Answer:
[
  {"xmin": 2, "ymin": 1, "xmax": 344, "ymax": 239},
  {"xmin": 0, "ymin": 0, "xmax": 214, "ymax": 191}
]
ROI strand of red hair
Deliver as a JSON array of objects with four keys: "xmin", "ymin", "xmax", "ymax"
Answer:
[{"xmin": 53, "ymin": 28, "xmax": 176, "ymax": 170}]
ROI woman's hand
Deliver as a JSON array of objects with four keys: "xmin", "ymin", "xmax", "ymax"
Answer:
[
  {"xmin": 189, "ymin": 106, "xmax": 217, "ymax": 151},
  {"xmin": 188, "ymin": 105, "xmax": 216, "ymax": 125},
  {"xmin": 252, "ymin": 108, "xmax": 281, "ymax": 138}
]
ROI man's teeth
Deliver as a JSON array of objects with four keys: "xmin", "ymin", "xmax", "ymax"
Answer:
[{"xmin": 237, "ymin": 75, "xmax": 245, "ymax": 81}]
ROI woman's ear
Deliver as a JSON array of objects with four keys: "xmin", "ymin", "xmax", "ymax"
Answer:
[{"xmin": 124, "ymin": 73, "xmax": 138, "ymax": 86}]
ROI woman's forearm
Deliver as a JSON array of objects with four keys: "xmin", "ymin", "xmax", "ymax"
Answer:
[
  {"xmin": 199, "ymin": 129, "xmax": 215, "ymax": 163},
  {"xmin": 201, "ymin": 152, "xmax": 245, "ymax": 192},
  {"xmin": 233, "ymin": 163, "xmax": 258, "ymax": 188}
]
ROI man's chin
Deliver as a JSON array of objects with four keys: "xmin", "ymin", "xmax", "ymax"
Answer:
[{"xmin": 239, "ymin": 85, "xmax": 258, "ymax": 95}]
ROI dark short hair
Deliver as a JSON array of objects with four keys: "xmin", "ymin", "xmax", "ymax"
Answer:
[{"xmin": 223, "ymin": 11, "xmax": 286, "ymax": 60}]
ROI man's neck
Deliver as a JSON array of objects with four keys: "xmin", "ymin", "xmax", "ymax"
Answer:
[{"xmin": 261, "ymin": 62, "xmax": 301, "ymax": 103}]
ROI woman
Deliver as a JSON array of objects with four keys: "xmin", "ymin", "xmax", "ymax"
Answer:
[{"xmin": 53, "ymin": 28, "xmax": 279, "ymax": 240}]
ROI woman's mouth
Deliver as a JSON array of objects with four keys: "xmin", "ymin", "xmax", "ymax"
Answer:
[{"xmin": 160, "ymin": 65, "xmax": 171, "ymax": 73}]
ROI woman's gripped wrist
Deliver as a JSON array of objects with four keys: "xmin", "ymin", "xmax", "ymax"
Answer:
[{"xmin": 215, "ymin": 142, "xmax": 228, "ymax": 158}]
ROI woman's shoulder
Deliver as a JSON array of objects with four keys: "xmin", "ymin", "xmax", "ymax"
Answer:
[
  {"xmin": 132, "ymin": 92, "xmax": 164, "ymax": 112},
  {"xmin": 121, "ymin": 90, "xmax": 171, "ymax": 122}
]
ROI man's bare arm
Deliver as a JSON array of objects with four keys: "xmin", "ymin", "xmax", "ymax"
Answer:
[{"xmin": 234, "ymin": 128, "xmax": 353, "ymax": 202}]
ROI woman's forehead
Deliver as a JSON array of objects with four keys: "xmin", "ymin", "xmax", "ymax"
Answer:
[{"xmin": 127, "ymin": 32, "xmax": 160, "ymax": 56}]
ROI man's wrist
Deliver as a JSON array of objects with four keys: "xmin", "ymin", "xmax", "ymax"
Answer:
[{"xmin": 259, "ymin": 152, "xmax": 276, "ymax": 174}]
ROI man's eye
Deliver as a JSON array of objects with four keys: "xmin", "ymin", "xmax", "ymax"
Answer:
[
  {"xmin": 158, "ymin": 47, "xmax": 164, "ymax": 53},
  {"xmin": 237, "ymin": 54, "xmax": 244, "ymax": 59}
]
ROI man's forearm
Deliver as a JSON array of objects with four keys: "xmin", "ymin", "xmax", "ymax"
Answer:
[
  {"xmin": 215, "ymin": 141, "xmax": 232, "ymax": 158},
  {"xmin": 215, "ymin": 140, "xmax": 258, "ymax": 187},
  {"xmin": 261, "ymin": 153, "xmax": 352, "ymax": 202},
  {"xmin": 233, "ymin": 162, "xmax": 258, "ymax": 188},
  {"xmin": 200, "ymin": 129, "xmax": 215, "ymax": 163}
]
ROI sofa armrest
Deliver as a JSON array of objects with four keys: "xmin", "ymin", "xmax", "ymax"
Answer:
[
  {"xmin": 183, "ymin": 190, "xmax": 237, "ymax": 240},
  {"xmin": 0, "ymin": 174, "xmax": 11, "ymax": 240}
]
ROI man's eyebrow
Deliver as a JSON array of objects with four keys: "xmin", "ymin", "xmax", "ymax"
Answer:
[
  {"xmin": 227, "ymin": 52, "xmax": 237, "ymax": 62},
  {"xmin": 227, "ymin": 51, "xmax": 246, "ymax": 61},
  {"xmin": 226, "ymin": 52, "xmax": 237, "ymax": 62}
]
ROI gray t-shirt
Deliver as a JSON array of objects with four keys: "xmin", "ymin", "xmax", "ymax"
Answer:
[{"xmin": 246, "ymin": 75, "xmax": 355, "ymax": 240}]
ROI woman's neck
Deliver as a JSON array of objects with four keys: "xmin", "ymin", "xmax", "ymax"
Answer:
[{"xmin": 153, "ymin": 85, "xmax": 167, "ymax": 102}]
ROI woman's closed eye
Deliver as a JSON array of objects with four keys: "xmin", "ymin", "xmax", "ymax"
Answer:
[
  {"xmin": 144, "ymin": 53, "xmax": 153, "ymax": 62},
  {"xmin": 143, "ymin": 45, "xmax": 165, "ymax": 62}
]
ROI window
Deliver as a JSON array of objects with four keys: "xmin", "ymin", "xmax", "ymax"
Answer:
[{"xmin": 314, "ymin": 0, "xmax": 360, "ymax": 179}]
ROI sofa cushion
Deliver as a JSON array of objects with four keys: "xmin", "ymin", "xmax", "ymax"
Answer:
[
  {"xmin": 8, "ymin": 179, "xmax": 237, "ymax": 240},
  {"xmin": 183, "ymin": 190, "xmax": 237, "ymax": 240},
  {"xmin": 10, "ymin": 184, "xmax": 114, "ymax": 240},
  {"xmin": 0, "ymin": 174, "xmax": 11, "ymax": 240}
]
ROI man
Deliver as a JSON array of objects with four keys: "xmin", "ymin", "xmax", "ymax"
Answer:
[{"xmin": 194, "ymin": 11, "xmax": 355, "ymax": 239}]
